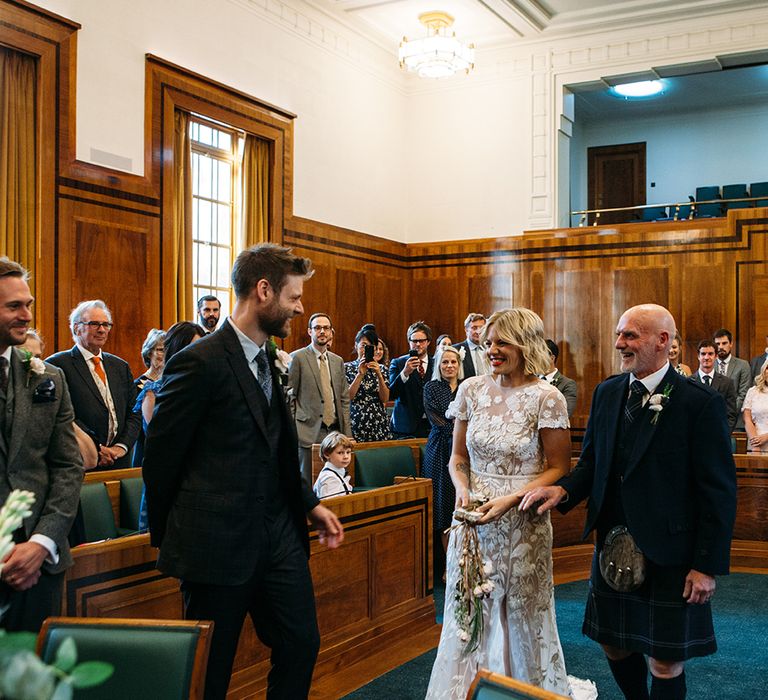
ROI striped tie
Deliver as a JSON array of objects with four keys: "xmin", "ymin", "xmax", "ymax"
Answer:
[{"xmin": 624, "ymin": 380, "xmax": 647, "ymax": 427}]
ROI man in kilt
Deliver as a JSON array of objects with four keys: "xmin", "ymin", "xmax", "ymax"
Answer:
[{"xmin": 521, "ymin": 304, "xmax": 736, "ymax": 699}]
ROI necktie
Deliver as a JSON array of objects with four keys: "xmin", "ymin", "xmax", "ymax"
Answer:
[
  {"xmin": 703, "ymin": 375, "xmax": 711, "ymax": 386},
  {"xmin": 418, "ymin": 360, "xmax": 425, "ymax": 379},
  {"xmin": 0, "ymin": 356, "xmax": 7, "ymax": 393},
  {"xmin": 318, "ymin": 354, "xmax": 336, "ymax": 426},
  {"xmin": 92, "ymin": 356, "xmax": 107, "ymax": 385},
  {"xmin": 623, "ymin": 380, "xmax": 647, "ymax": 427},
  {"xmin": 255, "ymin": 350, "xmax": 272, "ymax": 402},
  {"xmin": 718, "ymin": 360, "xmax": 727, "ymax": 375}
]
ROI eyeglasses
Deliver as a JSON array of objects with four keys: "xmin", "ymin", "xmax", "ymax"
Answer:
[
  {"xmin": 79, "ymin": 321, "xmax": 113, "ymax": 330},
  {"xmin": 409, "ymin": 337, "xmax": 429, "ymax": 344},
  {"xmin": 311, "ymin": 325, "xmax": 332, "ymax": 332}
]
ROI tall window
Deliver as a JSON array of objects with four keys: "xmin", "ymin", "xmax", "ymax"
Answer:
[{"xmin": 190, "ymin": 117, "xmax": 240, "ymax": 318}]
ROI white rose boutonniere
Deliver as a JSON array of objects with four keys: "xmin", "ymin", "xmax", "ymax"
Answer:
[
  {"xmin": 20, "ymin": 349, "xmax": 46, "ymax": 387},
  {"xmin": 648, "ymin": 383, "xmax": 674, "ymax": 424},
  {"xmin": 275, "ymin": 349, "xmax": 292, "ymax": 375}
]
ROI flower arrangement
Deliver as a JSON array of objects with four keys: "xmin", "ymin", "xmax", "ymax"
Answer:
[
  {"xmin": 451, "ymin": 515, "xmax": 495, "ymax": 655},
  {"xmin": 648, "ymin": 383, "xmax": 674, "ymax": 424},
  {"xmin": 19, "ymin": 351, "xmax": 45, "ymax": 388},
  {"xmin": 0, "ymin": 490, "xmax": 114, "ymax": 700}
]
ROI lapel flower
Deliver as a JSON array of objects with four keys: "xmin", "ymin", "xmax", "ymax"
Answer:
[
  {"xmin": 19, "ymin": 349, "xmax": 46, "ymax": 387},
  {"xmin": 267, "ymin": 338, "xmax": 292, "ymax": 379},
  {"xmin": 648, "ymin": 383, "xmax": 674, "ymax": 424}
]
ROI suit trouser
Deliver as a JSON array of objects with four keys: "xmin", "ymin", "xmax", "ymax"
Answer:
[
  {"xmin": 0, "ymin": 571, "xmax": 64, "ymax": 632},
  {"xmin": 181, "ymin": 510, "xmax": 320, "ymax": 700}
]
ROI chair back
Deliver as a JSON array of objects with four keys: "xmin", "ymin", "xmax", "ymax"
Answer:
[
  {"xmin": 79, "ymin": 482, "xmax": 118, "ymax": 542},
  {"xmin": 355, "ymin": 445, "xmax": 417, "ymax": 488},
  {"xmin": 119, "ymin": 476, "xmax": 144, "ymax": 532},
  {"xmin": 37, "ymin": 617, "xmax": 212, "ymax": 700}
]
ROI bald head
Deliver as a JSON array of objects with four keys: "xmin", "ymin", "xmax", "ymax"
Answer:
[{"xmin": 615, "ymin": 304, "xmax": 676, "ymax": 378}]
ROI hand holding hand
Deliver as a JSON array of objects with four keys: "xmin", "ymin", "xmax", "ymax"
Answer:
[
  {"xmin": 1, "ymin": 542, "xmax": 47, "ymax": 591},
  {"xmin": 683, "ymin": 569, "xmax": 715, "ymax": 604},
  {"xmin": 518, "ymin": 485, "xmax": 567, "ymax": 515},
  {"xmin": 308, "ymin": 504, "xmax": 344, "ymax": 549}
]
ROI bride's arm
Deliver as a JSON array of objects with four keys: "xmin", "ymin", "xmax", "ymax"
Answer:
[
  {"xmin": 477, "ymin": 426, "xmax": 571, "ymax": 523},
  {"xmin": 448, "ymin": 418, "xmax": 471, "ymax": 508}
]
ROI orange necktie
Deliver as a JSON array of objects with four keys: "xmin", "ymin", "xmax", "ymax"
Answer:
[{"xmin": 92, "ymin": 356, "xmax": 107, "ymax": 385}]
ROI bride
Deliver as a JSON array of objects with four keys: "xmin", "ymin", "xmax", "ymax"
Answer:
[{"xmin": 425, "ymin": 308, "xmax": 595, "ymax": 699}]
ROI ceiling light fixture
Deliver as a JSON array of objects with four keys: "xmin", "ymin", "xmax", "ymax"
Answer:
[
  {"xmin": 612, "ymin": 80, "xmax": 666, "ymax": 98},
  {"xmin": 398, "ymin": 11, "xmax": 475, "ymax": 79}
]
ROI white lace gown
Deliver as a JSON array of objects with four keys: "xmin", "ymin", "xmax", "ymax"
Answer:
[{"xmin": 425, "ymin": 375, "xmax": 596, "ymax": 700}]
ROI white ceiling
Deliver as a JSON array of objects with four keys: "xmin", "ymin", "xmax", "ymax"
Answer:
[{"xmin": 315, "ymin": 0, "xmax": 767, "ymax": 51}]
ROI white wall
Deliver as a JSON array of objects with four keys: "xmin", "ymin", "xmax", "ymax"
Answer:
[{"xmin": 570, "ymin": 103, "xmax": 768, "ymax": 216}]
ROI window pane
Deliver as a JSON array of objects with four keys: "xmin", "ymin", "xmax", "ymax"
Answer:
[
  {"xmin": 197, "ymin": 200, "xmax": 212, "ymax": 243},
  {"xmin": 216, "ymin": 247, "xmax": 230, "ymax": 287},
  {"xmin": 197, "ymin": 155, "xmax": 212, "ymax": 199},
  {"xmin": 218, "ymin": 132, "xmax": 232, "ymax": 152},
  {"xmin": 218, "ymin": 161, "xmax": 231, "ymax": 200},
  {"xmin": 191, "ymin": 152, "xmax": 201, "ymax": 196},
  {"xmin": 197, "ymin": 243, "xmax": 211, "ymax": 286},
  {"xmin": 198, "ymin": 124, "xmax": 213, "ymax": 146},
  {"xmin": 214, "ymin": 204, "xmax": 229, "ymax": 245}
]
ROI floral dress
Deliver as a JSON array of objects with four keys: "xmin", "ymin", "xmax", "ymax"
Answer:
[
  {"xmin": 344, "ymin": 361, "xmax": 392, "ymax": 442},
  {"xmin": 426, "ymin": 375, "xmax": 595, "ymax": 700},
  {"xmin": 743, "ymin": 386, "xmax": 768, "ymax": 453}
]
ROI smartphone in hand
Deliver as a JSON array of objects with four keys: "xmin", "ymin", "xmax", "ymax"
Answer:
[{"xmin": 364, "ymin": 344, "xmax": 375, "ymax": 363}]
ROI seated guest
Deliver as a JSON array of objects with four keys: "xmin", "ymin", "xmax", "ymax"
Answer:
[
  {"xmin": 743, "ymin": 358, "xmax": 768, "ymax": 453},
  {"xmin": 47, "ymin": 300, "xmax": 141, "ymax": 469},
  {"xmin": 313, "ymin": 431, "xmax": 354, "ymax": 499},
  {"xmin": 669, "ymin": 331, "xmax": 692, "ymax": 376},
  {"xmin": 134, "ymin": 321, "xmax": 205, "ymax": 530},
  {"xmin": 132, "ymin": 328, "xmax": 165, "ymax": 467},
  {"xmin": 543, "ymin": 338, "xmax": 577, "ymax": 417},
  {"xmin": 389, "ymin": 321, "xmax": 434, "ymax": 438},
  {"xmin": 21, "ymin": 329, "xmax": 98, "ymax": 470},
  {"xmin": 345, "ymin": 324, "xmax": 391, "ymax": 442}
]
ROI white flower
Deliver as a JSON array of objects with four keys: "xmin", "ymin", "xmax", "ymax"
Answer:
[
  {"xmin": 473, "ymin": 585, "xmax": 483, "ymax": 597},
  {"xmin": 481, "ymin": 581, "xmax": 494, "ymax": 594},
  {"xmin": 648, "ymin": 403, "xmax": 663, "ymax": 413},
  {"xmin": 274, "ymin": 349, "xmax": 291, "ymax": 374},
  {"xmin": 458, "ymin": 630, "xmax": 469, "ymax": 642},
  {"xmin": 29, "ymin": 357, "xmax": 46, "ymax": 376},
  {"xmin": 483, "ymin": 560, "xmax": 494, "ymax": 575},
  {"xmin": 457, "ymin": 346, "xmax": 466, "ymax": 362}
]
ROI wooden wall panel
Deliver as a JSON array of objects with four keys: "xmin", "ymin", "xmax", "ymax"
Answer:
[
  {"xmin": 681, "ymin": 263, "xmax": 727, "ymax": 359},
  {"xmin": 410, "ymin": 275, "xmax": 460, "ymax": 346},
  {"xmin": 373, "ymin": 273, "xmax": 408, "ymax": 357},
  {"xmin": 335, "ymin": 269, "xmax": 367, "ymax": 359},
  {"xmin": 612, "ymin": 266, "xmax": 669, "ymax": 321}
]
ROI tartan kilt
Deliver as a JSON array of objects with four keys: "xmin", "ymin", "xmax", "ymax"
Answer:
[{"xmin": 582, "ymin": 550, "xmax": 717, "ymax": 661}]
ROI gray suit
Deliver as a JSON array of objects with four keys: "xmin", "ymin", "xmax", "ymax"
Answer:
[
  {"xmin": 288, "ymin": 345, "xmax": 350, "ymax": 481},
  {"xmin": 0, "ymin": 349, "xmax": 83, "ymax": 631},
  {"xmin": 721, "ymin": 355, "xmax": 751, "ymax": 429},
  {"xmin": 550, "ymin": 370, "xmax": 578, "ymax": 417}
]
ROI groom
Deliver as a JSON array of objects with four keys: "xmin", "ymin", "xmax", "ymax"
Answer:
[
  {"xmin": 522, "ymin": 304, "xmax": 736, "ymax": 700},
  {"xmin": 143, "ymin": 244, "xmax": 344, "ymax": 699}
]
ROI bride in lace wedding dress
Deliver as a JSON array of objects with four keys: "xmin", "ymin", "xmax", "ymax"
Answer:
[{"xmin": 425, "ymin": 309, "xmax": 596, "ymax": 700}]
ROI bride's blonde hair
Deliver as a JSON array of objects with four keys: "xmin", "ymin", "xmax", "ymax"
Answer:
[
  {"xmin": 756, "ymin": 358, "xmax": 768, "ymax": 392},
  {"xmin": 480, "ymin": 308, "xmax": 551, "ymax": 377}
]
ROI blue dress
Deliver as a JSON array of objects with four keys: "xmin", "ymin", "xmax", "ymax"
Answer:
[
  {"xmin": 422, "ymin": 379, "xmax": 458, "ymax": 532},
  {"xmin": 133, "ymin": 379, "xmax": 162, "ymax": 531}
]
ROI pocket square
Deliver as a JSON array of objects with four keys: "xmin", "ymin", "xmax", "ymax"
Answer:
[{"xmin": 32, "ymin": 377, "xmax": 56, "ymax": 403}]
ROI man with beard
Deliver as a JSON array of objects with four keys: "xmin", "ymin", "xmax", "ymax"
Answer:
[
  {"xmin": 143, "ymin": 244, "xmax": 344, "ymax": 700},
  {"xmin": 521, "ymin": 304, "xmax": 736, "ymax": 700},
  {"xmin": 197, "ymin": 295, "xmax": 221, "ymax": 334},
  {"xmin": 288, "ymin": 313, "xmax": 351, "ymax": 483},
  {"xmin": 713, "ymin": 328, "xmax": 751, "ymax": 429}
]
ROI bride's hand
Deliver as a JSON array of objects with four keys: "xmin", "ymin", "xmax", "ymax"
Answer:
[
  {"xmin": 454, "ymin": 487, "xmax": 470, "ymax": 509},
  {"xmin": 475, "ymin": 494, "xmax": 521, "ymax": 523}
]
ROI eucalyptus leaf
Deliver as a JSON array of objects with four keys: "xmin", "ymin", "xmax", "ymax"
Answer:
[
  {"xmin": 0, "ymin": 631, "xmax": 37, "ymax": 653},
  {"xmin": 68, "ymin": 660, "xmax": 114, "ymax": 688},
  {"xmin": 53, "ymin": 637, "xmax": 77, "ymax": 673}
]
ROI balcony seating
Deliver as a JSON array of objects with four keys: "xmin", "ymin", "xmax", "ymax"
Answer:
[
  {"xmin": 722, "ymin": 183, "xmax": 750, "ymax": 210},
  {"xmin": 694, "ymin": 186, "xmax": 722, "ymax": 217},
  {"xmin": 750, "ymin": 181, "xmax": 768, "ymax": 207}
]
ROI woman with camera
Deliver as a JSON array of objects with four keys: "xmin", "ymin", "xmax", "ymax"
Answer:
[{"xmin": 345, "ymin": 324, "xmax": 391, "ymax": 442}]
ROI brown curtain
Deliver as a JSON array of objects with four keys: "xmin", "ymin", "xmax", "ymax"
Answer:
[
  {"xmin": 171, "ymin": 110, "xmax": 193, "ymax": 322},
  {"xmin": 241, "ymin": 134, "xmax": 270, "ymax": 247},
  {"xmin": 0, "ymin": 47, "xmax": 36, "ymax": 295}
]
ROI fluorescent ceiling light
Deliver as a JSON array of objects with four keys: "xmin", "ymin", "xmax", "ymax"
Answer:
[{"xmin": 612, "ymin": 80, "xmax": 665, "ymax": 98}]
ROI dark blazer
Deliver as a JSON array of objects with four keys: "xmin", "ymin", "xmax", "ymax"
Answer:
[
  {"xmin": 1, "ymin": 350, "xmax": 83, "ymax": 573},
  {"xmin": 46, "ymin": 346, "xmax": 140, "ymax": 467},
  {"xmin": 454, "ymin": 340, "xmax": 479, "ymax": 379},
  {"xmin": 142, "ymin": 319, "xmax": 319, "ymax": 585},
  {"xmin": 388, "ymin": 353, "xmax": 435, "ymax": 436},
  {"xmin": 558, "ymin": 366, "xmax": 736, "ymax": 576},
  {"xmin": 691, "ymin": 372, "xmax": 738, "ymax": 432},
  {"xmin": 550, "ymin": 370, "xmax": 577, "ymax": 417},
  {"xmin": 749, "ymin": 352, "xmax": 767, "ymax": 385}
]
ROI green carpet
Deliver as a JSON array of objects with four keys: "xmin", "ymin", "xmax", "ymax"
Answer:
[{"xmin": 343, "ymin": 573, "xmax": 767, "ymax": 699}]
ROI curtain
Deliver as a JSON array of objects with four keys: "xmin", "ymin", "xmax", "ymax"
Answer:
[
  {"xmin": 0, "ymin": 47, "xmax": 36, "ymax": 294},
  {"xmin": 241, "ymin": 134, "xmax": 270, "ymax": 247},
  {"xmin": 171, "ymin": 110, "xmax": 193, "ymax": 322}
]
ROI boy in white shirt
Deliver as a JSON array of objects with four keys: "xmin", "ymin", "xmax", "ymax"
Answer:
[{"xmin": 313, "ymin": 431, "xmax": 354, "ymax": 499}]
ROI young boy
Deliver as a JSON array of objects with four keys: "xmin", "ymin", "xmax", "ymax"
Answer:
[{"xmin": 313, "ymin": 431, "xmax": 354, "ymax": 499}]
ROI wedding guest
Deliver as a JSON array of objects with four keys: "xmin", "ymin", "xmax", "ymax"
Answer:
[
  {"xmin": 374, "ymin": 337, "xmax": 390, "ymax": 371},
  {"xmin": 132, "ymin": 328, "xmax": 165, "ymax": 466},
  {"xmin": 669, "ymin": 332, "xmax": 692, "ymax": 376},
  {"xmin": 435, "ymin": 334, "xmax": 454, "ymax": 350},
  {"xmin": 313, "ymin": 431, "xmax": 354, "ymax": 499},
  {"xmin": 345, "ymin": 324, "xmax": 391, "ymax": 442},
  {"xmin": 743, "ymin": 358, "xmax": 768, "ymax": 453}
]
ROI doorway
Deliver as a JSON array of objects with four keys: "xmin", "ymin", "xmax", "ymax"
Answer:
[{"xmin": 587, "ymin": 142, "xmax": 646, "ymax": 224}]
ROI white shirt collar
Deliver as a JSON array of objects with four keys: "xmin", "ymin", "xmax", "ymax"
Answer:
[
  {"xmin": 698, "ymin": 369, "xmax": 714, "ymax": 379},
  {"xmin": 1, "ymin": 347, "xmax": 12, "ymax": 362},
  {"xmin": 629, "ymin": 362, "xmax": 670, "ymax": 395},
  {"xmin": 323, "ymin": 461, "xmax": 348, "ymax": 477},
  {"xmin": 228, "ymin": 318, "xmax": 266, "ymax": 362},
  {"xmin": 543, "ymin": 369, "xmax": 557, "ymax": 382},
  {"xmin": 77, "ymin": 343, "xmax": 102, "ymax": 362},
  {"xmin": 310, "ymin": 343, "xmax": 328, "ymax": 360}
]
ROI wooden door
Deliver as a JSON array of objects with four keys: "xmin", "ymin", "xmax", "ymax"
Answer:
[{"xmin": 588, "ymin": 142, "xmax": 646, "ymax": 225}]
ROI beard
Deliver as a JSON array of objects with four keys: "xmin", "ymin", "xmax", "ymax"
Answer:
[
  {"xmin": 258, "ymin": 300, "xmax": 294, "ymax": 339},
  {"xmin": 201, "ymin": 316, "xmax": 218, "ymax": 330}
]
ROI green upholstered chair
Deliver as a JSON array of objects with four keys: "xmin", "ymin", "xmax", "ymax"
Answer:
[
  {"xmin": 37, "ymin": 618, "xmax": 212, "ymax": 700},
  {"xmin": 354, "ymin": 445, "xmax": 417, "ymax": 489},
  {"xmin": 467, "ymin": 669, "xmax": 569, "ymax": 699},
  {"xmin": 119, "ymin": 476, "xmax": 144, "ymax": 532},
  {"xmin": 78, "ymin": 482, "xmax": 118, "ymax": 542}
]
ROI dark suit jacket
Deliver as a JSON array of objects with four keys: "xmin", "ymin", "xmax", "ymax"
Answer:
[
  {"xmin": 691, "ymin": 372, "xmax": 738, "ymax": 432},
  {"xmin": 550, "ymin": 370, "xmax": 577, "ymax": 417},
  {"xmin": 750, "ymin": 352, "xmax": 767, "ymax": 384},
  {"xmin": 453, "ymin": 341, "xmax": 478, "ymax": 379},
  {"xmin": 388, "ymin": 353, "xmax": 435, "ymax": 435},
  {"xmin": 142, "ymin": 319, "xmax": 319, "ymax": 585},
  {"xmin": 559, "ymin": 366, "xmax": 736, "ymax": 575},
  {"xmin": 47, "ymin": 346, "xmax": 140, "ymax": 468},
  {"xmin": 1, "ymin": 350, "xmax": 83, "ymax": 573}
]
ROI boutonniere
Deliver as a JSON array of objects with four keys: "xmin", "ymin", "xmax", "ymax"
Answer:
[
  {"xmin": 648, "ymin": 383, "xmax": 674, "ymax": 424},
  {"xmin": 19, "ymin": 349, "xmax": 46, "ymax": 387},
  {"xmin": 267, "ymin": 338, "xmax": 292, "ymax": 385}
]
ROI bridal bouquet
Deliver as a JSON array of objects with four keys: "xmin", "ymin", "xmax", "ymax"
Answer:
[{"xmin": 451, "ymin": 511, "xmax": 495, "ymax": 655}]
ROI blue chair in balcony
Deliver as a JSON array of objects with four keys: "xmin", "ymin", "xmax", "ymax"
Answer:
[
  {"xmin": 750, "ymin": 181, "xmax": 768, "ymax": 207},
  {"xmin": 694, "ymin": 186, "xmax": 722, "ymax": 217},
  {"xmin": 641, "ymin": 206, "xmax": 668, "ymax": 221},
  {"xmin": 722, "ymin": 183, "xmax": 750, "ymax": 210}
]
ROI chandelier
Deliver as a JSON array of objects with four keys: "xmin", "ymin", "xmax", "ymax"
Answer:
[{"xmin": 398, "ymin": 11, "xmax": 475, "ymax": 79}]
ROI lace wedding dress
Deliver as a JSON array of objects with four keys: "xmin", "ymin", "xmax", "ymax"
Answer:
[{"xmin": 425, "ymin": 375, "xmax": 597, "ymax": 700}]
